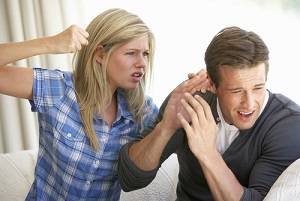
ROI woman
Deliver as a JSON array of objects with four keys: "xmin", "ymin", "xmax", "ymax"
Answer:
[
  {"xmin": 1, "ymin": 8, "xmax": 158, "ymax": 201},
  {"xmin": 0, "ymin": 8, "xmax": 208, "ymax": 201}
]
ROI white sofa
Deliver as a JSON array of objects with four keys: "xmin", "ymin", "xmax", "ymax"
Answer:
[
  {"xmin": 0, "ymin": 150, "xmax": 299, "ymax": 201},
  {"xmin": 0, "ymin": 150, "xmax": 178, "ymax": 201}
]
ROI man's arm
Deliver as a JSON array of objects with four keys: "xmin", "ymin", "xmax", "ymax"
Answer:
[
  {"xmin": 118, "ymin": 70, "xmax": 210, "ymax": 191},
  {"xmin": 241, "ymin": 114, "xmax": 300, "ymax": 200},
  {"xmin": 129, "ymin": 70, "xmax": 210, "ymax": 170},
  {"xmin": 0, "ymin": 25, "xmax": 88, "ymax": 100},
  {"xmin": 177, "ymin": 93, "xmax": 244, "ymax": 201}
]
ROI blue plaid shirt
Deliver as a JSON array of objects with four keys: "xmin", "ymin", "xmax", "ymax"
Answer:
[{"xmin": 26, "ymin": 68, "xmax": 158, "ymax": 201}]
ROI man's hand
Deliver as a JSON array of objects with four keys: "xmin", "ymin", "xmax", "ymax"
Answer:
[
  {"xmin": 177, "ymin": 93, "xmax": 218, "ymax": 159},
  {"xmin": 177, "ymin": 93, "xmax": 245, "ymax": 201},
  {"xmin": 187, "ymin": 69, "xmax": 213, "ymax": 93},
  {"xmin": 160, "ymin": 70, "xmax": 211, "ymax": 135},
  {"xmin": 47, "ymin": 25, "xmax": 89, "ymax": 53}
]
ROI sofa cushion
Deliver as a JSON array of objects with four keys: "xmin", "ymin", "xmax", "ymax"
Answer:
[{"xmin": 120, "ymin": 153, "xmax": 179, "ymax": 201}]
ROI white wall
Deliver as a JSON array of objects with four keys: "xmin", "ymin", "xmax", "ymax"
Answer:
[{"xmin": 79, "ymin": 0, "xmax": 300, "ymax": 106}]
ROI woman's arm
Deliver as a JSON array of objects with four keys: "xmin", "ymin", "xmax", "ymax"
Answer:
[
  {"xmin": 0, "ymin": 25, "xmax": 89, "ymax": 100},
  {"xmin": 0, "ymin": 25, "xmax": 89, "ymax": 66}
]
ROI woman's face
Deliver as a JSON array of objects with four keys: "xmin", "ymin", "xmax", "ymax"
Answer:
[{"xmin": 106, "ymin": 35, "xmax": 149, "ymax": 92}]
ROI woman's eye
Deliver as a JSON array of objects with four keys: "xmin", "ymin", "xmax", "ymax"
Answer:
[
  {"xmin": 126, "ymin": 52, "xmax": 135, "ymax": 55},
  {"xmin": 143, "ymin": 52, "xmax": 149, "ymax": 57}
]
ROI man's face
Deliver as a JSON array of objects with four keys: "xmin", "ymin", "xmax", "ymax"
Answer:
[{"xmin": 215, "ymin": 63, "xmax": 267, "ymax": 130}]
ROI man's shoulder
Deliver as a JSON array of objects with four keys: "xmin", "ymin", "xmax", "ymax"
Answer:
[
  {"xmin": 271, "ymin": 93, "xmax": 300, "ymax": 113},
  {"xmin": 250, "ymin": 92, "xmax": 300, "ymax": 139},
  {"xmin": 265, "ymin": 93, "xmax": 300, "ymax": 120},
  {"xmin": 260, "ymin": 92, "xmax": 300, "ymax": 137}
]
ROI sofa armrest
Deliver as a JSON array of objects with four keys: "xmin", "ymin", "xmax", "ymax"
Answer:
[
  {"xmin": 0, "ymin": 150, "xmax": 37, "ymax": 201},
  {"xmin": 263, "ymin": 158, "xmax": 300, "ymax": 201}
]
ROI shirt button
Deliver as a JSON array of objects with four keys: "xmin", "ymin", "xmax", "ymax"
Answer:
[
  {"xmin": 94, "ymin": 160, "xmax": 100, "ymax": 167},
  {"xmin": 67, "ymin": 133, "xmax": 72, "ymax": 138}
]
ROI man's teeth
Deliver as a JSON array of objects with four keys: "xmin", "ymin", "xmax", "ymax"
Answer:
[{"xmin": 239, "ymin": 111, "xmax": 253, "ymax": 115}]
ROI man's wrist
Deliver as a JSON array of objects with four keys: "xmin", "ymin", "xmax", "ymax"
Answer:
[
  {"xmin": 197, "ymin": 149, "xmax": 221, "ymax": 167},
  {"xmin": 155, "ymin": 121, "xmax": 177, "ymax": 140}
]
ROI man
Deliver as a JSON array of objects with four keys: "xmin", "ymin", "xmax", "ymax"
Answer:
[{"xmin": 117, "ymin": 27, "xmax": 300, "ymax": 201}]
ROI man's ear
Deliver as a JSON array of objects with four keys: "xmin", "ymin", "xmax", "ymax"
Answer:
[
  {"xmin": 207, "ymin": 76, "xmax": 217, "ymax": 93},
  {"xmin": 94, "ymin": 45, "xmax": 105, "ymax": 64}
]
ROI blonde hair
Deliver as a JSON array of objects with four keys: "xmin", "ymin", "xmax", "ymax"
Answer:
[{"xmin": 73, "ymin": 8, "xmax": 155, "ymax": 150}]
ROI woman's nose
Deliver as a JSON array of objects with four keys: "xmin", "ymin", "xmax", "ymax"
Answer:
[{"xmin": 135, "ymin": 54, "xmax": 147, "ymax": 68}]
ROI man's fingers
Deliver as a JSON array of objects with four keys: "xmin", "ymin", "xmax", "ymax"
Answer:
[
  {"xmin": 196, "ymin": 69, "xmax": 206, "ymax": 76},
  {"xmin": 184, "ymin": 93, "xmax": 206, "ymax": 122},
  {"xmin": 184, "ymin": 77, "xmax": 203, "ymax": 92},
  {"xmin": 191, "ymin": 79, "xmax": 210, "ymax": 94},
  {"xmin": 194, "ymin": 95, "xmax": 214, "ymax": 121},
  {"xmin": 188, "ymin": 73, "xmax": 196, "ymax": 79},
  {"xmin": 180, "ymin": 98, "xmax": 199, "ymax": 125},
  {"xmin": 177, "ymin": 113, "xmax": 193, "ymax": 137},
  {"xmin": 188, "ymin": 69, "xmax": 206, "ymax": 78}
]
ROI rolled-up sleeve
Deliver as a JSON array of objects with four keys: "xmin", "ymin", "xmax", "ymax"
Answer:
[{"xmin": 118, "ymin": 142, "xmax": 159, "ymax": 191}]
